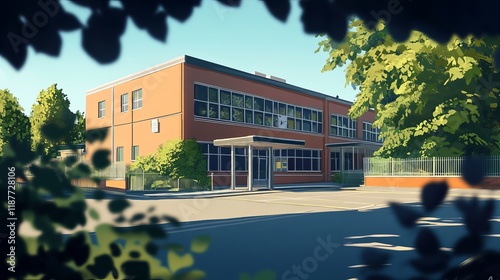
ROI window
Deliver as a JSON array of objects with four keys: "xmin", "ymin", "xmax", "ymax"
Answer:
[
  {"xmin": 330, "ymin": 152, "xmax": 340, "ymax": 171},
  {"xmin": 132, "ymin": 89, "xmax": 142, "ymax": 110},
  {"xmin": 363, "ymin": 122, "xmax": 382, "ymax": 142},
  {"xmin": 98, "ymin": 101, "xmax": 105, "ymax": 118},
  {"xmin": 330, "ymin": 114, "xmax": 357, "ymax": 138},
  {"xmin": 116, "ymin": 147, "xmax": 124, "ymax": 162},
  {"xmin": 121, "ymin": 94, "xmax": 128, "ymax": 112},
  {"xmin": 192, "ymin": 83, "xmax": 323, "ymax": 133},
  {"xmin": 275, "ymin": 149, "xmax": 321, "ymax": 172},
  {"xmin": 131, "ymin": 146, "xmax": 139, "ymax": 161},
  {"xmin": 199, "ymin": 142, "xmax": 247, "ymax": 171}
]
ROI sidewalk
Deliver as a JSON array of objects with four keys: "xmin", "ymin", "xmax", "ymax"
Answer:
[{"xmin": 142, "ymin": 182, "xmax": 345, "ymax": 199}]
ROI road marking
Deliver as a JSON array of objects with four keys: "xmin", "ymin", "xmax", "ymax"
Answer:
[
  {"xmin": 223, "ymin": 196, "xmax": 373, "ymax": 210},
  {"xmin": 167, "ymin": 211, "xmax": 313, "ymax": 234}
]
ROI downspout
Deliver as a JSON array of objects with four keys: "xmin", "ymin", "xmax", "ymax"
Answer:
[{"xmin": 111, "ymin": 87, "xmax": 115, "ymax": 163}]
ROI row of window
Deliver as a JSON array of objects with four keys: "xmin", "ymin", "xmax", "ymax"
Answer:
[
  {"xmin": 97, "ymin": 89, "xmax": 143, "ymax": 118},
  {"xmin": 199, "ymin": 142, "xmax": 321, "ymax": 172},
  {"xmin": 116, "ymin": 145, "xmax": 139, "ymax": 162},
  {"xmin": 194, "ymin": 84, "xmax": 324, "ymax": 134},
  {"xmin": 330, "ymin": 151, "xmax": 362, "ymax": 171},
  {"xmin": 362, "ymin": 122, "xmax": 382, "ymax": 142}
]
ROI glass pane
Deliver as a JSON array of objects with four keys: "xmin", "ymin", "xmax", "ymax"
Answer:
[
  {"xmin": 254, "ymin": 97, "xmax": 264, "ymax": 111},
  {"xmin": 295, "ymin": 107, "xmax": 302, "ymax": 118},
  {"xmin": 245, "ymin": 96, "xmax": 253, "ymax": 109},
  {"xmin": 273, "ymin": 115, "xmax": 278, "ymax": 127},
  {"xmin": 303, "ymin": 109, "xmax": 311, "ymax": 120},
  {"xmin": 235, "ymin": 156, "xmax": 246, "ymax": 170},
  {"xmin": 194, "ymin": 85, "xmax": 208, "ymax": 101},
  {"xmin": 312, "ymin": 122, "xmax": 318, "ymax": 133},
  {"xmin": 304, "ymin": 158, "xmax": 312, "ymax": 170},
  {"xmin": 343, "ymin": 117, "xmax": 348, "ymax": 127},
  {"xmin": 209, "ymin": 155, "xmax": 218, "ymax": 171},
  {"xmin": 232, "ymin": 108, "xmax": 244, "ymax": 122},
  {"xmin": 287, "ymin": 158, "xmax": 295, "ymax": 171},
  {"xmin": 312, "ymin": 150, "xmax": 318, "ymax": 157},
  {"xmin": 343, "ymin": 129, "xmax": 348, "ymax": 137},
  {"xmin": 318, "ymin": 111, "xmax": 322, "ymax": 122},
  {"xmin": 220, "ymin": 155, "xmax": 230, "ymax": 170},
  {"xmin": 220, "ymin": 147, "xmax": 230, "ymax": 154},
  {"xmin": 245, "ymin": 110, "xmax": 253, "ymax": 123},
  {"xmin": 318, "ymin": 123, "xmax": 323, "ymax": 134},
  {"xmin": 265, "ymin": 113, "xmax": 273, "ymax": 126},
  {"xmin": 208, "ymin": 104, "xmax": 219, "ymax": 118},
  {"xmin": 303, "ymin": 121, "xmax": 311, "ymax": 131},
  {"xmin": 199, "ymin": 143, "xmax": 208, "ymax": 153},
  {"xmin": 311, "ymin": 111, "xmax": 317, "ymax": 121},
  {"xmin": 220, "ymin": 105, "xmax": 230, "ymax": 120},
  {"xmin": 287, "ymin": 118, "xmax": 295, "ymax": 129},
  {"xmin": 220, "ymin": 90, "xmax": 231, "ymax": 105},
  {"xmin": 273, "ymin": 102, "xmax": 279, "ymax": 113},
  {"xmin": 265, "ymin": 100, "xmax": 273, "ymax": 112},
  {"xmin": 209, "ymin": 144, "xmax": 218, "ymax": 153},
  {"xmin": 296, "ymin": 149, "xmax": 303, "ymax": 157},
  {"xmin": 254, "ymin": 111, "xmax": 263, "ymax": 125},
  {"xmin": 287, "ymin": 149, "xmax": 294, "ymax": 156},
  {"xmin": 295, "ymin": 119, "xmax": 302, "ymax": 130},
  {"xmin": 279, "ymin": 103, "xmax": 286, "ymax": 115},
  {"xmin": 303, "ymin": 150, "xmax": 311, "ymax": 157},
  {"xmin": 287, "ymin": 105, "xmax": 295, "ymax": 117},
  {"xmin": 281, "ymin": 149, "xmax": 288, "ymax": 156},
  {"xmin": 232, "ymin": 92, "xmax": 244, "ymax": 108},
  {"xmin": 312, "ymin": 159, "xmax": 319, "ymax": 171},
  {"xmin": 331, "ymin": 116, "xmax": 336, "ymax": 126},
  {"xmin": 209, "ymin": 88, "xmax": 218, "ymax": 103},
  {"xmin": 194, "ymin": 101, "xmax": 207, "ymax": 117}
]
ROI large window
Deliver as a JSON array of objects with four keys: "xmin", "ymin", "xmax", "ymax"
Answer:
[
  {"xmin": 131, "ymin": 146, "xmax": 139, "ymax": 161},
  {"xmin": 116, "ymin": 146, "xmax": 124, "ymax": 162},
  {"xmin": 330, "ymin": 114, "xmax": 357, "ymax": 138},
  {"xmin": 199, "ymin": 142, "xmax": 247, "ymax": 171},
  {"xmin": 194, "ymin": 84, "xmax": 323, "ymax": 134},
  {"xmin": 132, "ymin": 89, "xmax": 142, "ymax": 110},
  {"xmin": 121, "ymin": 93, "xmax": 128, "ymax": 112},
  {"xmin": 274, "ymin": 149, "xmax": 321, "ymax": 172},
  {"xmin": 98, "ymin": 101, "xmax": 105, "ymax": 118},
  {"xmin": 363, "ymin": 122, "xmax": 382, "ymax": 142}
]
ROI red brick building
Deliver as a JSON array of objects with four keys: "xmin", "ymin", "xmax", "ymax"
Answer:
[{"xmin": 86, "ymin": 55, "xmax": 381, "ymax": 186}]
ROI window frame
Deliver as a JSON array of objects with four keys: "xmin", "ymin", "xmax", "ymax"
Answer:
[{"xmin": 132, "ymin": 89, "xmax": 143, "ymax": 110}]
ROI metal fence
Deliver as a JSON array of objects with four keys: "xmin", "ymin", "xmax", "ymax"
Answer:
[
  {"xmin": 128, "ymin": 170, "xmax": 210, "ymax": 191},
  {"xmin": 364, "ymin": 156, "xmax": 500, "ymax": 177}
]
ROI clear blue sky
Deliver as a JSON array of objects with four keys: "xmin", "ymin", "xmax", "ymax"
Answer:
[{"xmin": 0, "ymin": 0, "xmax": 357, "ymax": 115}]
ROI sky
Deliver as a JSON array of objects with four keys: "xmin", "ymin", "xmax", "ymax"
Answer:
[{"xmin": 0, "ymin": 0, "xmax": 358, "ymax": 115}]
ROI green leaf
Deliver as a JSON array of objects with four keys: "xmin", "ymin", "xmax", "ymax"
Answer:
[
  {"xmin": 168, "ymin": 251, "xmax": 194, "ymax": 273},
  {"xmin": 190, "ymin": 235, "xmax": 211, "ymax": 254},
  {"xmin": 89, "ymin": 208, "xmax": 99, "ymax": 221}
]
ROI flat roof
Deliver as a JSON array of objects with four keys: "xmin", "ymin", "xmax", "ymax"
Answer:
[
  {"xmin": 85, "ymin": 55, "xmax": 355, "ymax": 106},
  {"xmin": 213, "ymin": 135, "xmax": 305, "ymax": 149},
  {"xmin": 326, "ymin": 141, "xmax": 382, "ymax": 148}
]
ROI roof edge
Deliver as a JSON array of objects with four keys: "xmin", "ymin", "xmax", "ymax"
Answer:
[{"xmin": 86, "ymin": 55, "xmax": 186, "ymax": 95}]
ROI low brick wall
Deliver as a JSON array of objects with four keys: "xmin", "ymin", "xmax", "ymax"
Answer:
[{"xmin": 365, "ymin": 176, "xmax": 500, "ymax": 189}]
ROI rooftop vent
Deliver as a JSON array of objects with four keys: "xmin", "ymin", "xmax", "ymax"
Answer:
[
  {"xmin": 268, "ymin": 75, "xmax": 286, "ymax": 83},
  {"xmin": 254, "ymin": 71, "xmax": 266, "ymax": 77}
]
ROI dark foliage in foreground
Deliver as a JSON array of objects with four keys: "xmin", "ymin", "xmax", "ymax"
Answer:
[{"xmin": 4, "ymin": 0, "xmax": 500, "ymax": 69}]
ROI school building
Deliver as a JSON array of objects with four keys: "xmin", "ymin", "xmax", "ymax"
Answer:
[{"xmin": 85, "ymin": 55, "xmax": 382, "ymax": 188}]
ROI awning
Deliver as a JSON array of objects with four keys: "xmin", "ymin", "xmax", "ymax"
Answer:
[
  {"xmin": 326, "ymin": 141, "xmax": 382, "ymax": 150},
  {"xmin": 214, "ymin": 135, "xmax": 305, "ymax": 149}
]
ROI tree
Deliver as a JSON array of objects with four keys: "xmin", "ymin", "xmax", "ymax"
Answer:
[
  {"xmin": 4, "ymin": 1, "xmax": 500, "ymax": 69},
  {"xmin": 69, "ymin": 110, "xmax": 85, "ymax": 144},
  {"xmin": 30, "ymin": 84, "xmax": 76, "ymax": 157},
  {"xmin": 317, "ymin": 19, "xmax": 500, "ymax": 157},
  {"xmin": 0, "ymin": 89, "xmax": 31, "ymax": 157},
  {"xmin": 132, "ymin": 139, "xmax": 209, "ymax": 187}
]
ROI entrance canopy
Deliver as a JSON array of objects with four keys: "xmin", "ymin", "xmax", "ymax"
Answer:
[
  {"xmin": 326, "ymin": 141, "xmax": 382, "ymax": 172},
  {"xmin": 214, "ymin": 135, "xmax": 305, "ymax": 149},
  {"xmin": 213, "ymin": 135, "xmax": 305, "ymax": 191}
]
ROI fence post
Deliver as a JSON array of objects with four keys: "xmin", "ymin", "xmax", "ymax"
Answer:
[
  {"xmin": 142, "ymin": 169, "xmax": 145, "ymax": 191},
  {"xmin": 433, "ymin": 157, "xmax": 436, "ymax": 176},
  {"xmin": 211, "ymin": 173, "xmax": 214, "ymax": 191}
]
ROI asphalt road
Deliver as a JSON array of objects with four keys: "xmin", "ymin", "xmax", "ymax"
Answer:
[{"xmin": 20, "ymin": 187, "xmax": 500, "ymax": 279}]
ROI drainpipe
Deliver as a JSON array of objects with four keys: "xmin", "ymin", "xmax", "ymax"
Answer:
[{"xmin": 111, "ymin": 87, "xmax": 115, "ymax": 163}]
